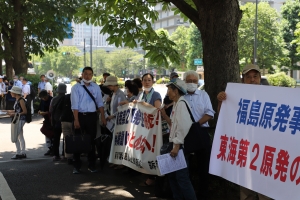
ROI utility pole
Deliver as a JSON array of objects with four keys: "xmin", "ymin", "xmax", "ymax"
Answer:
[
  {"xmin": 90, "ymin": 25, "xmax": 92, "ymax": 68},
  {"xmin": 84, "ymin": 39, "xmax": 86, "ymax": 67},
  {"xmin": 254, "ymin": 0, "xmax": 258, "ymax": 65}
]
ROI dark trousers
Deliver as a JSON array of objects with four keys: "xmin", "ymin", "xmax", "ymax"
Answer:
[
  {"xmin": 73, "ymin": 112, "xmax": 97, "ymax": 169},
  {"xmin": 195, "ymin": 147, "xmax": 211, "ymax": 200},
  {"xmin": 53, "ymin": 122, "xmax": 62, "ymax": 157}
]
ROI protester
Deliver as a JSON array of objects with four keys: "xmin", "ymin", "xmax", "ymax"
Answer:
[
  {"xmin": 138, "ymin": 73, "xmax": 162, "ymax": 186},
  {"xmin": 45, "ymin": 78, "xmax": 53, "ymax": 96},
  {"xmin": 217, "ymin": 64, "xmax": 272, "ymax": 200},
  {"xmin": 160, "ymin": 78, "xmax": 197, "ymax": 200},
  {"xmin": 170, "ymin": 72, "xmax": 179, "ymax": 80},
  {"xmin": 38, "ymin": 75, "xmax": 46, "ymax": 93},
  {"xmin": 50, "ymin": 83, "xmax": 67, "ymax": 161},
  {"xmin": 132, "ymin": 78, "xmax": 143, "ymax": 98},
  {"xmin": 38, "ymin": 90, "xmax": 54, "ymax": 156},
  {"xmin": 60, "ymin": 93, "xmax": 74, "ymax": 164},
  {"xmin": 183, "ymin": 70, "xmax": 215, "ymax": 199},
  {"xmin": 71, "ymin": 66, "xmax": 106, "ymax": 174},
  {"xmin": 13, "ymin": 75, "xmax": 22, "ymax": 88},
  {"xmin": 6, "ymin": 86, "xmax": 27, "ymax": 159},
  {"xmin": 126, "ymin": 83, "xmax": 139, "ymax": 102},
  {"xmin": 124, "ymin": 80, "xmax": 132, "ymax": 96},
  {"xmin": 102, "ymin": 72, "xmax": 110, "ymax": 84},
  {"xmin": 6, "ymin": 80, "xmax": 16, "ymax": 110},
  {"xmin": 0, "ymin": 75, "xmax": 7, "ymax": 109}
]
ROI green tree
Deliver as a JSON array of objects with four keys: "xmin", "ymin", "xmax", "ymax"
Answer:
[
  {"xmin": 169, "ymin": 26, "xmax": 189, "ymax": 71},
  {"xmin": 0, "ymin": 0, "xmax": 83, "ymax": 78},
  {"xmin": 76, "ymin": 0, "xmax": 242, "ymax": 124},
  {"xmin": 281, "ymin": 0, "xmax": 300, "ymax": 76},
  {"xmin": 238, "ymin": 2, "xmax": 287, "ymax": 74},
  {"xmin": 186, "ymin": 23, "xmax": 203, "ymax": 70}
]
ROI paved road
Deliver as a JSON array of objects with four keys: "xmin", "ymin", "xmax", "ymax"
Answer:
[
  {"xmin": 0, "ymin": 84, "xmax": 168, "ymax": 200},
  {"xmin": 0, "ymin": 116, "xmax": 166, "ymax": 200}
]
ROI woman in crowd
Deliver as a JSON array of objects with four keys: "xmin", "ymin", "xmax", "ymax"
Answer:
[
  {"xmin": 6, "ymin": 80, "xmax": 16, "ymax": 110},
  {"xmin": 7, "ymin": 86, "xmax": 28, "ymax": 159},
  {"xmin": 160, "ymin": 78, "xmax": 197, "ymax": 200},
  {"xmin": 138, "ymin": 73, "xmax": 162, "ymax": 186}
]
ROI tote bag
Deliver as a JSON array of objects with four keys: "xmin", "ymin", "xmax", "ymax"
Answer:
[{"xmin": 11, "ymin": 113, "xmax": 20, "ymax": 143}]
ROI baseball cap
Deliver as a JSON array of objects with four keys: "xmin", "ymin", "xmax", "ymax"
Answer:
[
  {"xmin": 170, "ymin": 72, "xmax": 179, "ymax": 79},
  {"xmin": 166, "ymin": 78, "xmax": 187, "ymax": 94},
  {"xmin": 242, "ymin": 64, "xmax": 260, "ymax": 75}
]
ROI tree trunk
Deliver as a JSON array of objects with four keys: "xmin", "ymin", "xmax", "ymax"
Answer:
[
  {"xmin": 12, "ymin": 0, "xmax": 28, "ymax": 75},
  {"xmin": 5, "ymin": 59, "xmax": 14, "ymax": 79},
  {"xmin": 196, "ymin": 0, "xmax": 242, "ymax": 125}
]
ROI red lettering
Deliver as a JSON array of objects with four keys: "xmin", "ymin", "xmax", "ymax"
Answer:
[
  {"xmin": 274, "ymin": 150, "xmax": 290, "ymax": 182},
  {"xmin": 290, "ymin": 156, "xmax": 300, "ymax": 185},
  {"xmin": 236, "ymin": 139, "xmax": 250, "ymax": 168},
  {"xmin": 260, "ymin": 146, "xmax": 276, "ymax": 176},
  {"xmin": 250, "ymin": 143, "xmax": 259, "ymax": 171},
  {"xmin": 227, "ymin": 136, "xmax": 238, "ymax": 165},
  {"xmin": 217, "ymin": 134, "xmax": 228, "ymax": 161}
]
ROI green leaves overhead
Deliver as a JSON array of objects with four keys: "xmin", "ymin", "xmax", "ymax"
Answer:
[{"xmin": 75, "ymin": 0, "xmax": 180, "ymax": 67}]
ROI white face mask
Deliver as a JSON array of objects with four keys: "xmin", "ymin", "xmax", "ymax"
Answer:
[
  {"xmin": 82, "ymin": 78, "xmax": 92, "ymax": 83},
  {"xmin": 143, "ymin": 87, "xmax": 152, "ymax": 92},
  {"xmin": 124, "ymin": 88, "xmax": 128, "ymax": 96},
  {"xmin": 186, "ymin": 83, "xmax": 198, "ymax": 92},
  {"xmin": 14, "ymin": 79, "xmax": 17, "ymax": 82}
]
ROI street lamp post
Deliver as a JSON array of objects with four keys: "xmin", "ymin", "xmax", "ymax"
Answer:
[{"xmin": 254, "ymin": 0, "xmax": 258, "ymax": 65}]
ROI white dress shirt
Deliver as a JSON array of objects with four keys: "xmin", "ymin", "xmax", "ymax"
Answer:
[
  {"xmin": 184, "ymin": 89, "xmax": 215, "ymax": 127},
  {"xmin": 22, "ymin": 84, "xmax": 30, "ymax": 96},
  {"xmin": 45, "ymin": 82, "xmax": 53, "ymax": 95},
  {"xmin": 169, "ymin": 96, "xmax": 193, "ymax": 144},
  {"xmin": 0, "ymin": 82, "xmax": 6, "ymax": 94}
]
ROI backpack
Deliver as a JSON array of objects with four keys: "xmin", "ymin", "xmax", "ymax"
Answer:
[
  {"xmin": 17, "ymin": 98, "xmax": 32, "ymax": 123},
  {"xmin": 29, "ymin": 85, "xmax": 36, "ymax": 98}
]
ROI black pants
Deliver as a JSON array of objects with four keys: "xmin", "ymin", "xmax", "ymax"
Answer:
[
  {"xmin": 53, "ymin": 122, "xmax": 62, "ymax": 157},
  {"xmin": 195, "ymin": 147, "xmax": 211, "ymax": 200},
  {"xmin": 73, "ymin": 112, "xmax": 97, "ymax": 169}
]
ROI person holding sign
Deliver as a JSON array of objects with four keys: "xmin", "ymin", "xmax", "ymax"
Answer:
[
  {"xmin": 160, "ymin": 78, "xmax": 197, "ymax": 200},
  {"xmin": 217, "ymin": 64, "xmax": 272, "ymax": 200},
  {"xmin": 138, "ymin": 73, "xmax": 162, "ymax": 186}
]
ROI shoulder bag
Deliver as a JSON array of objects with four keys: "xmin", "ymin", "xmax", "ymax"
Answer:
[
  {"xmin": 11, "ymin": 113, "xmax": 20, "ymax": 143},
  {"xmin": 181, "ymin": 100, "xmax": 211, "ymax": 153}
]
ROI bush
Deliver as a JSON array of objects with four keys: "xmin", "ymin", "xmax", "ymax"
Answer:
[
  {"xmin": 156, "ymin": 77, "xmax": 170, "ymax": 84},
  {"xmin": 267, "ymin": 72, "xmax": 296, "ymax": 87},
  {"xmin": 118, "ymin": 81, "xmax": 125, "ymax": 88}
]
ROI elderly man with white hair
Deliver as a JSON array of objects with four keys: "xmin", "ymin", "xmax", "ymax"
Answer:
[{"xmin": 183, "ymin": 70, "xmax": 215, "ymax": 200}]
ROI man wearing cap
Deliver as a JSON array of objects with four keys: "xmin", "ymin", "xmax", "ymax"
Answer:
[
  {"xmin": 13, "ymin": 75, "xmax": 22, "ymax": 88},
  {"xmin": 217, "ymin": 64, "xmax": 271, "ymax": 200},
  {"xmin": 50, "ymin": 83, "xmax": 67, "ymax": 161},
  {"xmin": 183, "ymin": 70, "xmax": 215, "ymax": 200},
  {"xmin": 170, "ymin": 72, "xmax": 179, "ymax": 80},
  {"xmin": 0, "ymin": 75, "xmax": 7, "ymax": 109},
  {"xmin": 71, "ymin": 66, "xmax": 107, "ymax": 174}
]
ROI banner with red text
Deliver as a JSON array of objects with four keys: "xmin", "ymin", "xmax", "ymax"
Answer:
[
  {"xmin": 210, "ymin": 83, "xmax": 300, "ymax": 200},
  {"xmin": 109, "ymin": 102, "xmax": 163, "ymax": 175}
]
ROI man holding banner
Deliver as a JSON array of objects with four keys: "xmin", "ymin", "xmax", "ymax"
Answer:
[{"xmin": 215, "ymin": 64, "xmax": 272, "ymax": 200}]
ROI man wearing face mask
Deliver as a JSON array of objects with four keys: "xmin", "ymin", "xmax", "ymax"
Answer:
[
  {"xmin": 183, "ymin": 70, "xmax": 215, "ymax": 200},
  {"xmin": 13, "ymin": 75, "xmax": 23, "ymax": 88}
]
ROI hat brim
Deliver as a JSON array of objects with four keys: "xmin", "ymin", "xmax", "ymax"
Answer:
[
  {"xmin": 103, "ymin": 81, "xmax": 118, "ymax": 86},
  {"xmin": 242, "ymin": 68, "xmax": 260, "ymax": 75},
  {"xmin": 166, "ymin": 82, "xmax": 186, "ymax": 94},
  {"xmin": 8, "ymin": 89, "xmax": 21, "ymax": 95}
]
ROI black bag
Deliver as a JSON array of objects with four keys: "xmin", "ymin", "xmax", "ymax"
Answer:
[
  {"xmin": 95, "ymin": 127, "xmax": 112, "ymax": 170},
  {"xmin": 29, "ymin": 85, "xmax": 36, "ymax": 98},
  {"xmin": 160, "ymin": 142, "xmax": 173, "ymax": 155},
  {"xmin": 17, "ymin": 98, "xmax": 32, "ymax": 123},
  {"xmin": 181, "ymin": 101, "xmax": 211, "ymax": 153},
  {"xmin": 65, "ymin": 132, "xmax": 92, "ymax": 154}
]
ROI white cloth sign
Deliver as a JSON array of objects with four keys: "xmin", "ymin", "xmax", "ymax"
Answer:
[
  {"xmin": 210, "ymin": 83, "xmax": 300, "ymax": 200},
  {"xmin": 109, "ymin": 102, "xmax": 163, "ymax": 175}
]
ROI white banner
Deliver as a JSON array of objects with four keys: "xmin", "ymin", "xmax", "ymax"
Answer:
[
  {"xmin": 109, "ymin": 102, "xmax": 163, "ymax": 175},
  {"xmin": 210, "ymin": 83, "xmax": 300, "ymax": 200}
]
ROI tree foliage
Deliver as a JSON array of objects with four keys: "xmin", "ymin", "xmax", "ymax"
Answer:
[
  {"xmin": 0, "ymin": 0, "xmax": 84, "ymax": 76},
  {"xmin": 267, "ymin": 72, "xmax": 296, "ymax": 87},
  {"xmin": 186, "ymin": 23, "xmax": 203, "ymax": 70},
  {"xmin": 238, "ymin": 2, "xmax": 287, "ymax": 73},
  {"xmin": 281, "ymin": 0, "xmax": 300, "ymax": 70}
]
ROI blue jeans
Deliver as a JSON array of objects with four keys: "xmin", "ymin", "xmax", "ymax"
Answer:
[{"xmin": 167, "ymin": 153, "xmax": 197, "ymax": 200}]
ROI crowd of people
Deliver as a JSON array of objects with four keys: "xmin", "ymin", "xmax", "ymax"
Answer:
[{"xmin": 0, "ymin": 63, "xmax": 270, "ymax": 200}]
